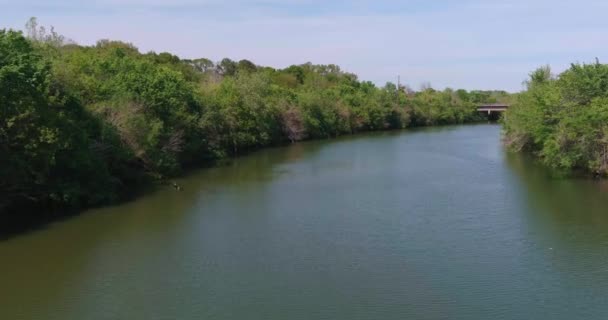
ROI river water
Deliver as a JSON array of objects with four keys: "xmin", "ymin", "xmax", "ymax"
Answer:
[{"xmin": 2, "ymin": 124, "xmax": 608, "ymax": 319}]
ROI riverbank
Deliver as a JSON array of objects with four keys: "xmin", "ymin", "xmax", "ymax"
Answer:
[
  {"xmin": 1, "ymin": 122, "xmax": 493, "ymax": 238},
  {"xmin": 503, "ymin": 61, "xmax": 608, "ymax": 177},
  {"xmin": 2, "ymin": 22, "xmax": 514, "ymax": 233}
]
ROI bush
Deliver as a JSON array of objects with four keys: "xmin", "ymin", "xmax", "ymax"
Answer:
[{"xmin": 504, "ymin": 62, "xmax": 608, "ymax": 176}]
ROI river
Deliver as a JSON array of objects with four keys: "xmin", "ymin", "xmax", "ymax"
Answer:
[{"xmin": 2, "ymin": 124, "xmax": 608, "ymax": 319}]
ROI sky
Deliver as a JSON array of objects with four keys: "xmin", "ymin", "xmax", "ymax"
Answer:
[{"xmin": 2, "ymin": 0, "xmax": 608, "ymax": 92}]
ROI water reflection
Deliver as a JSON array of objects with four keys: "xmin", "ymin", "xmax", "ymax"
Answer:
[
  {"xmin": 505, "ymin": 151, "xmax": 608, "ymax": 293},
  {"xmin": 506, "ymin": 152, "xmax": 608, "ymax": 228},
  {"xmin": 0, "ymin": 131, "xmax": 368, "ymax": 319}
]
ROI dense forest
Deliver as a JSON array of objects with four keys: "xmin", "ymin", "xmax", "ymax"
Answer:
[
  {"xmin": 504, "ymin": 60, "xmax": 608, "ymax": 177},
  {"xmin": 1, "ymin": 19, "xmax": 510, "ymax": 221}
]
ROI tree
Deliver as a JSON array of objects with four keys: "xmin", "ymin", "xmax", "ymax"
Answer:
[
  {"xmin": 280, "ymin": 103, "xmax": 307, "ymax": 143},
  {"xmin": 237, "ymin": 59, "xmax": 257, "ymax": 74},
  {"xmin": 0, "ymin": 30, "xmax": 119, "ymax": 214},
  {"xmin": 504, "ymin": 61, "xmax": 608, "ymax": 176},
  {"xmin": 187, "ymin": 58, "xmax": 215, "ymax": 73},
  {"xmin": 217, "ymin": 58, "xmax": 238, "ymax": 76},
  {"xmin": 25, "ymin": 17, "xmax": 67, "ymax": 47}
]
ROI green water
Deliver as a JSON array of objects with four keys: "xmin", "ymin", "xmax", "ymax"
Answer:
[{"xmin": 3, "ymin": 124, "xmax": 608, "ymax": 320}]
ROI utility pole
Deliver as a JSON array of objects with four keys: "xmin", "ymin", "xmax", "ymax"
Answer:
[{"xmin": 396, "ymin": 75, "xmax": 401, "ymax": 106}]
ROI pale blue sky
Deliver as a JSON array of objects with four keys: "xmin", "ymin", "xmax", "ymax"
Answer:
[{"xmin": 2, "ymin": 0, "xmax": 607, "ymax": 91}]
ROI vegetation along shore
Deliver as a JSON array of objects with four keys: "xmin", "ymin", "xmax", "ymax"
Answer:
[
  {"xmin": 503, "ymin": 61, "xmax": 608, "ymax": 177},
  {"xmin": 0, "ymin": 18, "xmax": 517, "ymax": 229}
]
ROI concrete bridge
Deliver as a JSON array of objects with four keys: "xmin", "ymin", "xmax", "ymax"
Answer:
[
  {"xmin": 477, "ymin": 103, "xmax": 509, "ymax": 120},
  {"xmin": 477, "ymin": 103, "xmax": 509, "ymax": 113}
]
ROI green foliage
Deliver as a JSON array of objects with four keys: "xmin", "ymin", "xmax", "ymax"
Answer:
[
  {"xmin": 504, "ymin": 62, "xmax": 608, "ymax": 176},
  {"xmin": 410, "ymin": 88, "xmax": 479, "ymax": 126},
  {"xmin": 0, "ymin": 29, "xmax": 128, "ymax": 214},
  {"xmin": 199, "ymin": 72, "xmax": 282, "ymax": 154},
  {"xmin": 2, "ymin": 19, "xmax": 495, "ymax": 218}
]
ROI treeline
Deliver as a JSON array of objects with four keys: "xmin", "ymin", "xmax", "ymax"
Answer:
[
  {"xmin": 504, "ymin": 60, "xmax": 608, "ymax": 176},
  {"xmin": 1, "ymin": 19, "xmax": 504, "ymax": 218}
]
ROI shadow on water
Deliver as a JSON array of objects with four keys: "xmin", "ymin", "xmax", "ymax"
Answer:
[
  {"xmin": 0, "ymin": 185, "xmax": 156, "ymax": 241},
  {"xmin": 0, "ymin": 134, "xmax": 379, "ymax": 240},
  {"xmin": 503, "ymin": 152, "xmax": 608, "ymax": 312},
  {"xmin": 0, "ymin": 136, "xmax": 328, "ymax": 241},
  {"xmin": 0, "ymin": 135, "xmax": 326, "ymax": 318},
  {"xmin": 505, "ymin": 152, "xmax": 608, "ymax": 227},
  {"xmin": 0, "ymin": 127, "xmax": 431, "ymax": 319},
  {"xmin": 0, "ymin": 126, "xmax": 416, "ymax": 241},
  {"xmin": 505, "ymin": 151, "xmax": 608, "ymax": 268}
]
